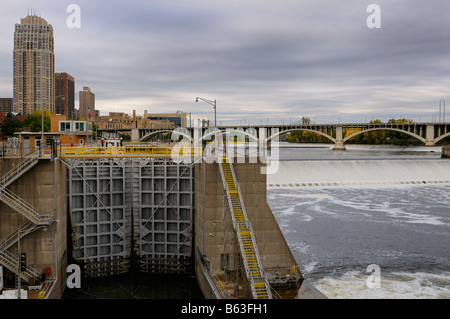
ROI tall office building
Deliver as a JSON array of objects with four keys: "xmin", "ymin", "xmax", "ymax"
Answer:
[
  {"xmin": 55, "ymin": 72, "xmax": 75, "ymax": 119},
  {"xmin": 13, "ymin": 13, "xmax": 55, "ymax": 115},
  {"xmin": 79, "ymin": 86, "xmax": 95, "ymax": 121}
]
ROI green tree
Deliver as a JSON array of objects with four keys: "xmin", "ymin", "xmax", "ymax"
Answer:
[
  {"xmin": 345, "ymin": 118, "xmax": 419, "ymax": 145},
  {"xmin": 92, "ymin": 124, "xmax": 98, "ymax": 140},
  {"xmin": 22, "ymin": 110, "xmax": 51, "ymax": 132},
  {"xmin": 0, "ymin": 117, "xmax": 23, "ymax": 138}
]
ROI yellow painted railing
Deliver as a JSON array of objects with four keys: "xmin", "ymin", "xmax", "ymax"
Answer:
[
  {"xmin": 58, "ymin": 146, "xmax": 203, "ymax": 158},
  {"xmin": 220, "ymin": 159, "xmax": 271, "ymax": 299}
]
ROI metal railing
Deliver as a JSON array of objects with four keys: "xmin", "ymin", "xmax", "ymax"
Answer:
[
  {"xmin": 58, "ymin": 146, "xmax": 203, "ymax": 158},
  {"xmin": 0, "ymin": 151, "xmax": 39, "ymax": 188},
  {"xmin": 0, "ymin": 188, "xmax": 53, "ymax": 225},
  {"xmin": 0, "ymin": 221, "xmax": 38, "ymax": 251},
  {"xmin": 218, "ymin": 156, "xmax": 272, "ymax": 299},
  {"xmin": 0, "ymin": 249, "xmax": 41, "ymax": 280}
]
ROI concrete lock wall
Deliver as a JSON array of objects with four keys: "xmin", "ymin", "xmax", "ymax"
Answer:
[
  {"xmin": 0, "ymin": 159, "xmax": 67, "ymax": 298},
  {"xmin": 194, "ymin": 158, "xmax": 302, "ymax": 296}
]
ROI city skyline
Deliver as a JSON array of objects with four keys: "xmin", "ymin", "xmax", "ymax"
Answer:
[{"xmin": 1, "ymin": 1, "xmax": 450, "ymax": 124}]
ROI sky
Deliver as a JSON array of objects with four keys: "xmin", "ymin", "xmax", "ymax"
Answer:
[{"xmin": 1, "ymin": 0, "xmax": 450, "ymax": 125}]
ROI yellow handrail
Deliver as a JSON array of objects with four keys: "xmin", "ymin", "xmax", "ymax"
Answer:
[{"xmin": 58, "ymin": 146, "xmax": 203, "ymax": 158}]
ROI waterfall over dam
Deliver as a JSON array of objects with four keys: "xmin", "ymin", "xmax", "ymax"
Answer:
[{"xmin": 267, "ymin": 159, "xmax": 450, "ymax": 187}]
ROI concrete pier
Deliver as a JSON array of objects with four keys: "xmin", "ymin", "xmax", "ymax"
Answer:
[
  {"xmin": 442, "ymin": 144, "xmax": 450, "ymax": 158},
  {"xmin": 333, "ymin": 126, "xmax": 346, "ymax": 150}
]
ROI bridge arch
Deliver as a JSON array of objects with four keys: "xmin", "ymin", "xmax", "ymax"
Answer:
[
  {"xmin": 266, "ymin": 128, "xmax": 336, "ymax": 144},
  {"xmin": 434, "ymin": 131, "xmax": 450, "ymax": 144},
  {"xmin": 343, "ymin": 128, "xmax": 426, "ymax": 144},
  {"xmin": 202, "ymin": 128, "xmax": 259, "ymax": 142},
  {"xmin": 140, "ymin": 129, "xmax": 192, "ymax": 142}
]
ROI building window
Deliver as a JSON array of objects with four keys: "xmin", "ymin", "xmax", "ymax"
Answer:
[{"xmin": 60, "ymin": 122, "xmax": 72, "ymax": 132}]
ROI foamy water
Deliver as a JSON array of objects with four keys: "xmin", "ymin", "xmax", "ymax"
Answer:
[
  {"xmin": 266, "ymin": 151, "xmax": 450, "ymax": 299},
  {"xmin": 314, "ymin": 270, "xmax": 450, "ymax": 299}
]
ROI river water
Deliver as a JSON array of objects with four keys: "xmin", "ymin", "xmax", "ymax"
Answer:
[{"xmin": 267, "ymin": 143, "xmax": 450, "ymax": 299}]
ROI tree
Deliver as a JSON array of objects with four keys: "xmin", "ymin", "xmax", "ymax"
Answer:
[
  {"xmin": 22, "ymin": 110, "xmax": 51, "ymax": 132},
  {"xmin": 344, "ymin": 118, "xmax": 419, "ymax": 145},
  {"xmin": 286, "ymin": 130, "xmax": 332, "ymax": 144},
  {"xmin": 92, "ymin": 124, "xmax": 98, "ymax": 140},
  {"xmin": 0, "ymin": 117, "xmax": 23, "ymax": 138}
]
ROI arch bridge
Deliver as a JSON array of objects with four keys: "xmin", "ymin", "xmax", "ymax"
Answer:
[{"xmin": 99, "ymin": 122, "xmax": 450, "ymax": 150}]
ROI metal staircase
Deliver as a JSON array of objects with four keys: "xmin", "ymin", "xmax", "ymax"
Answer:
[
  {"xmin": 0, "ymin": 151, "xmax": 39, "ymax": 188},
  {"xmin": 0, "ymin": 247, "xmax": 41, "ymax": 281},
  {"xmin": 218, "ymin": 157, "xmax": 272, "ymax": 299},
  {"xmin": 0, "ymin": 152, "xmax": 52, "ymax": 281},
  {"xmin": 0, "ymin": 188, "xmax": 53, "ymax": 225}
]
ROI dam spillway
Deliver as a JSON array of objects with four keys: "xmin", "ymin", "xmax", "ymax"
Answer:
[{"xmin": 267, "ymin": 159, "xmax": 450, "ymax": 188}]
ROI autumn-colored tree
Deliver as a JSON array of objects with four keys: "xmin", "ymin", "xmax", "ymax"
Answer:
[
  {"xmin": 22, "ymin": 110, "xmax": 51, "ymax": 132},
  {"xmin": 287, "ymin": 118, "xmax": 420, "ymax": 145}
]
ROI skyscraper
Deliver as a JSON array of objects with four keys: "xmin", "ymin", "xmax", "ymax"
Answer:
[
  {"xmin": 13, "ymin": 13, "xmax": 55, "ymax": 115},
  {"xmin": 55, "ymin": 72, "xmax": 75, "ymax": 119},
  {"xmin": 79, "ymin": 86, "xmax": 95, "ymax": 121}
]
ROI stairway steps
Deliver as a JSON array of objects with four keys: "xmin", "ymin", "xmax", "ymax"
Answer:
[{"xmin": 220, "ymin": 160, "xmax": 271, "ymax": 299}]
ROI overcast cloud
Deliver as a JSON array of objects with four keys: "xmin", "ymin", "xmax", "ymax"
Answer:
[{"xmin": 1, "ymin": 0, "xmax": 450, "ymax": 124}]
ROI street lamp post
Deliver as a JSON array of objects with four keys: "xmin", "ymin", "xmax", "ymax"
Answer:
[
  {"xmin": 439, "ymin": 99, "xmax": 445, "ymax": 123},
  {"xmin": 195, "ymin": 97, "xmax": 216, "ymax": 127},
  {"xmin": 41, "ymin": 99, "xmax": 46, "ymax": 155},
  {"xmin": 17, "ymin": 229, "xmax": 21, "ymax": 299}
]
